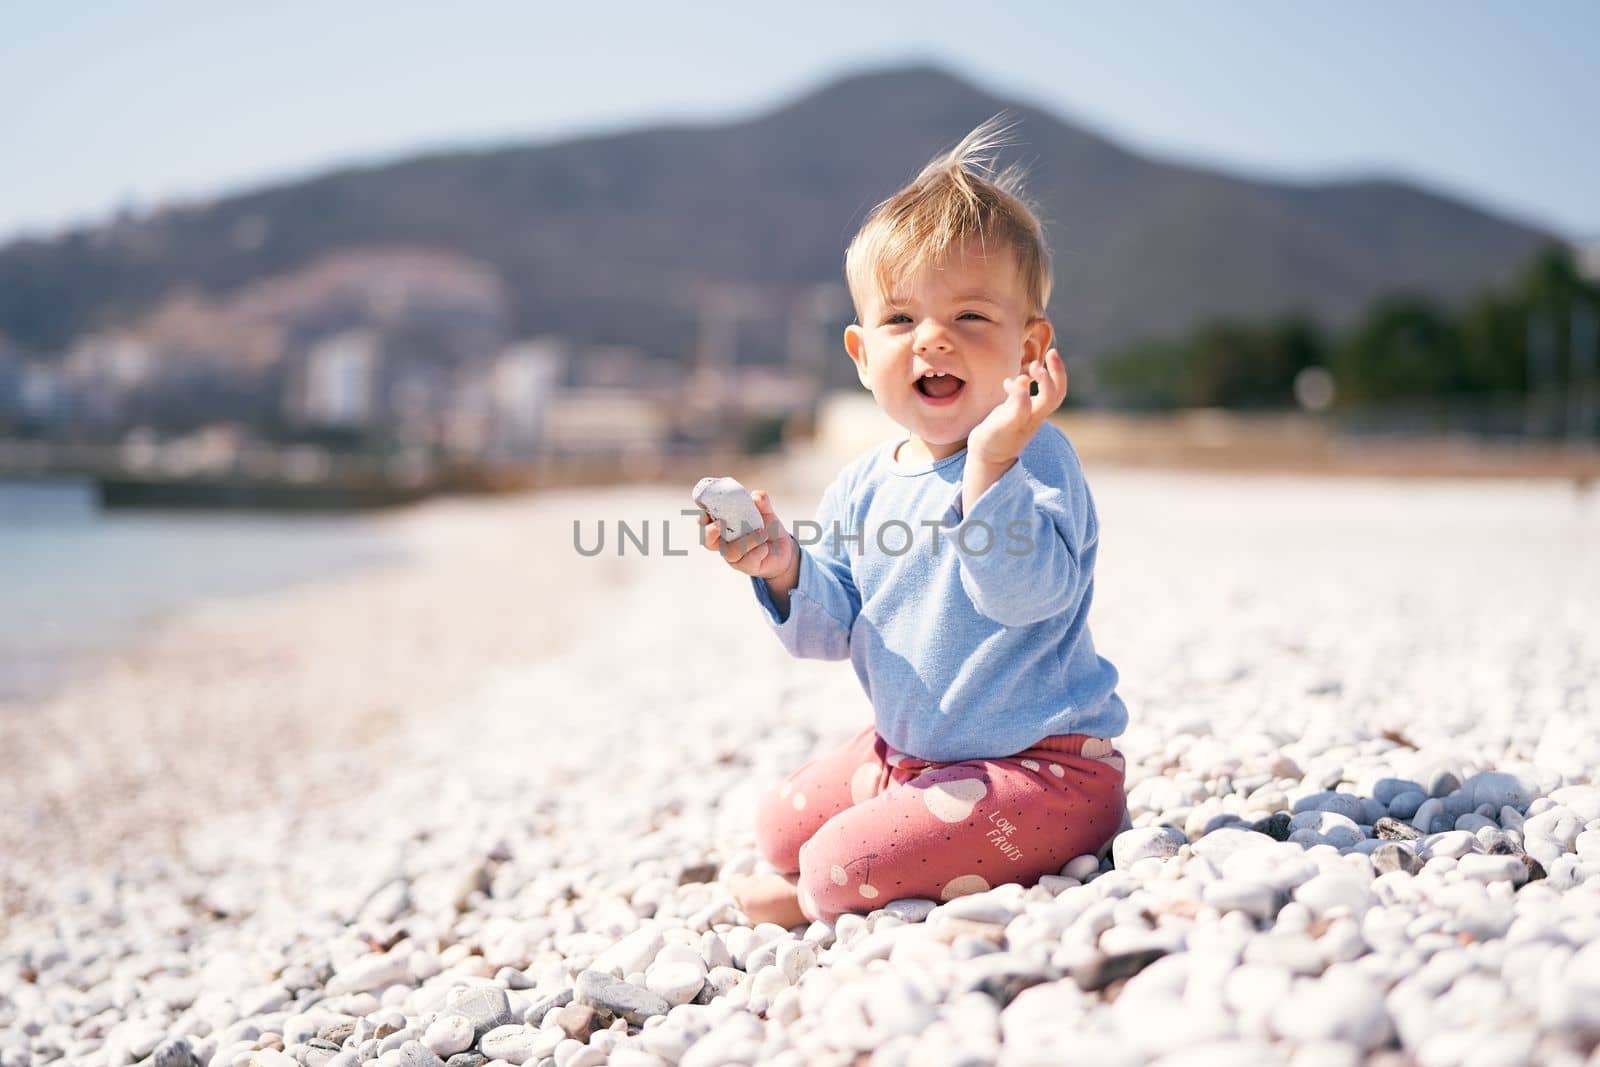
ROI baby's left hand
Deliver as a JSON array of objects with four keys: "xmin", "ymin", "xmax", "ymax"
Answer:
[{"xmin": 967, "ymin": 348, "xmax": 1068, "ymax": 466}]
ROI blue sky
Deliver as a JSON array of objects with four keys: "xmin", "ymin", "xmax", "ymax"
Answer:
[{"xmin": 3, "ymin": 2, "xmax": 1596, "ymax": 243}]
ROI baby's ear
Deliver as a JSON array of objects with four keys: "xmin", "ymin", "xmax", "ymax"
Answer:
[
  {"xmin": 843, "ymin": 324, "xmax": 869, "ymax": 380},
  {"xmin": 1022, "ymin": 316, "xmax": 1054, "ymax": 364}
]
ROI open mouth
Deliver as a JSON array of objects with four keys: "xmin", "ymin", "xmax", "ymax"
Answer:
[{"xmin": 915, "ymin": 373, "xmax": 965, "ymax": 403}]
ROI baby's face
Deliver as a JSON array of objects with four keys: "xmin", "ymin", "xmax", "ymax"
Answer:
[{"xmin": 844, "ymin": 240, "xmax": 1051, "ymax": 460}]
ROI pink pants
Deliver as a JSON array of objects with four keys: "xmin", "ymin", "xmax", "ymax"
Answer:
[{"xmin": 754, "ymin": 724, "xmax": 1128, "ymax": 923}]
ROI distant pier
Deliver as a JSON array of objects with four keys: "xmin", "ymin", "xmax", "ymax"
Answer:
[{"xmin": 0, "ymin": 438, "xmax": 767, "ymax": 512}]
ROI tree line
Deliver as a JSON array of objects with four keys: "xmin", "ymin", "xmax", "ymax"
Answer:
[{"xmin": 1095, "ymin": 243, "xmax": 1599, "ymax": 423}]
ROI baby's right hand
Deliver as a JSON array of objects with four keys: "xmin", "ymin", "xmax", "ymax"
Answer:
[{"xmin": 699, "ymin": 488, "xmax": 797, "ymax": 581}]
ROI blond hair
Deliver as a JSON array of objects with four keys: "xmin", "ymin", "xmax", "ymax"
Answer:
[{"xmin": 844, "ymin": 112, "xmax": 1051, "ymax": 322}]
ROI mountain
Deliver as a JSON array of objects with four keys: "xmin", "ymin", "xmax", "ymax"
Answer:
[{"xmin": 0, "ymin": 64, "xmax": 1558, "ymax": 390}]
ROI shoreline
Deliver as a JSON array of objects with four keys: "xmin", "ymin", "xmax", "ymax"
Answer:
[
  {"xmin": 0, "ymin": 445, "xmax": 800, "ymax": 715},
  {"xmin": 0, "ymin": 490, "xmax": 423, "ymax": 712}
]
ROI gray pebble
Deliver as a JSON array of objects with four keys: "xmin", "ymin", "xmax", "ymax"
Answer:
[
  {"xmin": 523, "ymin": 988, "xmax": 575, "ymax": 1024},
  {"xmin": 1292, "ymin": 790, "xmax": 1366, "ymax": 823},
  {"xmin": 394, "ymin": 1041, "xmax": 446, "ymax": 1067},
  {"xmin": 1373, "ymin": 778, "xmax": 1423, "ymax": 806},
  {"xmin": 1462, "ymin": 770, "xmax": 1538, "ymax": 811},
  {"xmin": 881, "ymin": 898, "xmax": 939, "ymax": 923},
  {"xmin": 1111, "ymin": 826, "xmax": 1187, "ymax": 867},
  {"xmin": 1287, "ymin": 811, "xmax": 1365, "ymax": 850},
  {"xmin": 379, "ymin": 1028, "xmax": 420, "ymax": 1054},
  {"xmin": 153, "ymin": 1038, "xmax": 202, "ymax": 1067},
  {"xmin": 1387, "ymin": 791, "xmax": 1427, "ymax": 819},
  {"xmin": 446, "ymin": 987, "xmax": 515, "ymax": 1038},
  {"xmin": 953, "ymin": 954, "xmax": 1054, "ymax": 1006},
  {"xmin": 495, "ymin": 967, "xmax": 538, "ymax": 990},
  {"xmin": 1427, "ymin": 770, "xmax": 1462, "ymax": 798},
  {"xmin": 1070, "ymin": 948, "xmax": 1166, "ymax": 992},
  {"xmin": 1411, "ymin": 797, "xmax": 1444, "ymax": 833},
  {"xmin": 574, "ymin": 969, "xmax": 671, "ymax": 1025}
]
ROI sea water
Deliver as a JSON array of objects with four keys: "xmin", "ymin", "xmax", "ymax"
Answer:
[{"xmin": 0, "ymin": 479, "xmax": 414, "ymax": 706}]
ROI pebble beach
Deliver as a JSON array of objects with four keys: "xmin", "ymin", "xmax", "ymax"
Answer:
[{"xmin": 3, "ymin": 444, "xmax": 1599, "ymax": 1067}]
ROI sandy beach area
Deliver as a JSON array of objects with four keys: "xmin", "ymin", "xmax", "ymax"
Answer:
[{"xmin": 3, "ymin": 438, "xmax": 1599, "ymax": 1067}]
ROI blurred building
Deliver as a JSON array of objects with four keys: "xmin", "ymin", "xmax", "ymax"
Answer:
[
  {"xmin": 729, "ymin": 366, "xmax": 823, "ymax": 418},
  {"xmin": 284, "ymin": 328, "xmax": 380, "ymax": 429},
  {"xmin": 59, "ymin": 333, "xmax": 155, "ymax": 425},
  {"xmin": 439, "ymin": 370, "xmax": 492, "ymax": 459},
  {"xmin": 62, "ymin": 333, "xmax": 154, "ymax": 392},
  {"xmin": 150, "ymin": 423, "xmax": 249, "ymax": 476},
  {"xmin": 19, "ymin": 362, "xmax": 67, "ymax": 422},
  {"xmin": 543, "ymin": 388, "xmax": 672, "ymax": 457},
  {"xmin": 573, "ymin": 343, "xmax": 679, "ymax": 395},
  {"xmin": 486, "ymin": 338, "xmax": 568, "ymax": 459}
]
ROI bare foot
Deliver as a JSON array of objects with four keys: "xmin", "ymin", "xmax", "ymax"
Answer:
[{"xmin": 730, "ymin": 871, "xmax": 808, "ymax": 929}]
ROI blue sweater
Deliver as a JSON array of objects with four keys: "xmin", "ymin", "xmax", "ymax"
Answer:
[{"xmin": 751, "ymin": 422, "xmax": 1128, "ymax": 761}]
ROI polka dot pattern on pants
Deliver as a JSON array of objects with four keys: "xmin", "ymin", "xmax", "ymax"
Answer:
[
  {"xmin": 920, "ymin": 776, "xmax": 988, "ymax": 822},
  {"xmin": 941, "ymin": 874, "xmax": 990, "ymax": 900}
]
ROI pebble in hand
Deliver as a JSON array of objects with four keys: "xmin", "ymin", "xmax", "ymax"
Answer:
[{"xmin": 691, "ymin": 476, "xmax": 767, "ymax": 541}]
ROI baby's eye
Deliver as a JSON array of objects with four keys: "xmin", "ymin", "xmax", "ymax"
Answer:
[
  {"xmin": 959, "ymin": 312, "xmax": 987, "ymax": 321},
  {"xmin": 883, "ymin": 314, "xmax": 911, "ymax": 325}
]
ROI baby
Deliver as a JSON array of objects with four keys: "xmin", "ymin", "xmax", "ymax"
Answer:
[{"xmin": 701, "ymin": 116, "xmax": 1129, "ymax": 928}]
